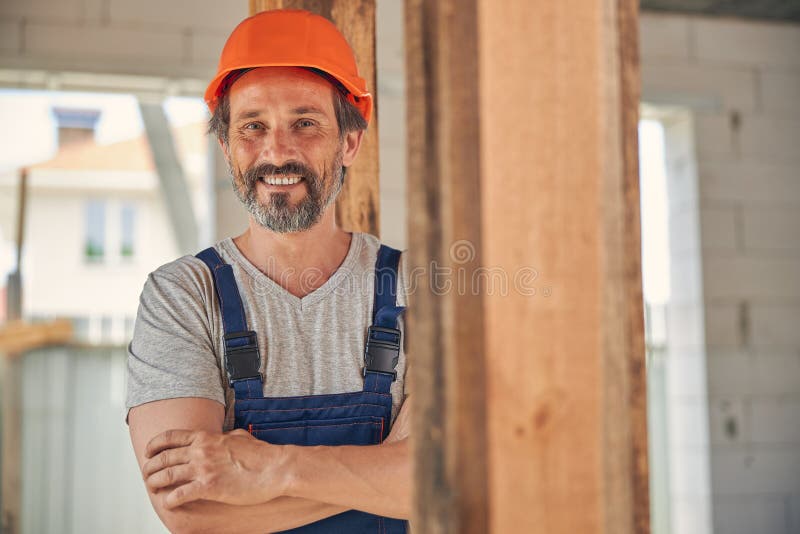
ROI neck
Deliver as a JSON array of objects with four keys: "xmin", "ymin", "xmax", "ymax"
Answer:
[{"xmin": 232, "ymin": 207, "xmax": 352, "ymax": 298}]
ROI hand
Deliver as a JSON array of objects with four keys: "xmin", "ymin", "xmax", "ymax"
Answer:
[
  {"xmin": 142, "ymin": 428, "xmax": 289, "ymax": 509},
  {"xmin": 384, "ymin": 396, "xmax": 411, "ymax": 444}
]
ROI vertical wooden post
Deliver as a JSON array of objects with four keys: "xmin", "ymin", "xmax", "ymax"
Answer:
[
  {"xmin": 405, "ymin": 1, "xmax": 488, "ymax": 533},
  {"xmin": 407, "ymin": 0, "xmax": 649, "ymax": 532},
  {"xmin": 250, "ymin": 0, "xmax": 379, "ymax": 236}
]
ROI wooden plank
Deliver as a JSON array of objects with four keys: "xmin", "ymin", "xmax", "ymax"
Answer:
[
  {"xmin": 405, "ymin": 1, "xmax": 489, "ymax": 533},
  {"xmin": 617, "ymin": 1, "xmax": 651, "ymax": 532},
  {"xmin": 407, "ymin": 0, "xmax": 647, "ymax": 532},
  {"xmin": 0, "ymin": 320, "xmax": 73, "ymax": 357},
  {"xmin": 250, "ymin": 0, "xmax": 379, "ymax": 236}
]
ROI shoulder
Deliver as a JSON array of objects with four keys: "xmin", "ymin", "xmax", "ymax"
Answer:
[
  {"xmin": 147, "ymin": 253, "xmax": 212, "ymax": 290},
  {"xmin": 139, "ymin": 250, "xmax": 220, "ymax": 311}
]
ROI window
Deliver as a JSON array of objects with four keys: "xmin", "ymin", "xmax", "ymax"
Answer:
[
  {"xmin": 85, "ymin": 200, "xmax": 106, "ymax": 261},
  {"xmin": 120, "ymin": 203, "xmax": 136, "ymax": 259}
]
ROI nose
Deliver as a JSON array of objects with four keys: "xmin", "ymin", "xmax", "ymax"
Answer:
[{"xmin": 259, "ymin": 126, "xmax": 298, "ymax": 168}]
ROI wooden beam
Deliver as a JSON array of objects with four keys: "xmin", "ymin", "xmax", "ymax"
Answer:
[
  {"xmin": 0, "ymin": 320, "xmax": 73, "ymax": 357},
  {"xmin": 407, "ymin": 0, "xmax": 648, "ymax": 532},
  {"xmin": 250, "ymin": 0, "xmax": 379, "ymax": 236},
  {"xmin": 617, "ymin": 2, "xmax": 651, "ymax": 532},
  {"xmin": 406, "ymin": 1, "xmax": 488, "ymax": 533}
]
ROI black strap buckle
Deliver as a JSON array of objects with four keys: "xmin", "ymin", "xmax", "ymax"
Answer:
[
  {"xmin": 363, "ymin": 326, "xmax": 401, "ymax": 381},
  {"xmin": 223, "ymin": 331, "xmax": 261, "ymax": 385}
]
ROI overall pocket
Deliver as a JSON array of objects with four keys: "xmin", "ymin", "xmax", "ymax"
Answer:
[{"xmin": 248, "ymin": 415, "xmax": 385, "ymax": 446}]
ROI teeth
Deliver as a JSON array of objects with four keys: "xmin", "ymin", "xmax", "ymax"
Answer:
[{"xmin": 264, "ymin": 176, "xmax": 302, "ymax": 186}]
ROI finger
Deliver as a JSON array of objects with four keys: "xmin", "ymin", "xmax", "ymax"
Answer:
[
  {"xmin": 164, "ymin": 480, "xmax": 204, "ymax": 509},
  {"xmin": 145, "ymin": 429, "xmax": 196, "ymax": 458},
  {"xmin": 146, "ymin": 464, "xmax": 195, "ymax": 491},
  {"xmin": 142, "ymin": 446, "xmax": 190, "ymax": 478}
]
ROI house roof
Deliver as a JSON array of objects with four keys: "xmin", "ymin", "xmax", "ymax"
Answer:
[{"xmin": 31, "ymin": 121, "xmax": 208, "ymax": 172}]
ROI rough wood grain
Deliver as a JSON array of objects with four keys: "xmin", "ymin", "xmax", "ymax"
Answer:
[
  {"xmin": 407, "ymin": 0, "xmax": 647, "ymax": 532},
  {"xmin": 250, "ymin": 0, "xmax": 379, "ymax": 236},
  {"xmin": 617, "ymin": 0, "xmax": 651, "ymax": 531},
  {"xmin": 406, "ymin": 0, "xmax": 489, "ymax": 533},
  {"xmin": 0, "ymin": 320, "xmax": 73, "ymax": 356}
]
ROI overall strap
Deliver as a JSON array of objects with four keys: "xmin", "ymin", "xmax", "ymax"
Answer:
[
  {"xmin": 363, "ymin": 245, "xmax": 406, "ymax": 394},
  {"xmin": 196, "ymin": 247, "xmax": 263, "ymax": 400}
]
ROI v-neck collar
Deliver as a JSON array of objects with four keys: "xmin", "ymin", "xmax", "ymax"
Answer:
[{"xmin": 218, "ymin": 233, "xmax": 363, "ymax": 310}]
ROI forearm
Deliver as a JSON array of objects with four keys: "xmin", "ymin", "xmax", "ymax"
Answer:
[
  {"xmin": 283, "ymin": 438, "xmax": 411, "ymax": 519},
  {"xmin": 154, "ymin": 495, "xmax": 346, "ymax": 534}
]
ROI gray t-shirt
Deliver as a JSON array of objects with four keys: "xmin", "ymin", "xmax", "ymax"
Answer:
[{"xmin": 126, "ymin": 232, "xmax": 408, "ymax": 430}]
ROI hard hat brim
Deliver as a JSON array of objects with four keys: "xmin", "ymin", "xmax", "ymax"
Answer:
[{"xmin": 205, "ymin": 63, "xmax": 373, "ymax": 125}]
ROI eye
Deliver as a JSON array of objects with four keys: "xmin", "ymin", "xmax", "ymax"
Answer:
[
  {"xmin": 296, "ymin": 119, "xmax": 316, "ymax": 128},
  {"xmin": 243, "ymin": 122, "xmax": 264, "ymax": 130}
]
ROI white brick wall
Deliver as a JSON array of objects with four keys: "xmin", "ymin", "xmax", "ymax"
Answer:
[
  {"xmin": 25, "ymin": 22, "xmax": 185, "ymax": 62},
  {"xmin": 693, "ymin": 18, "xmax": 800, "ymax": 69},
  {"xmin": 743, "ymin": 208, "xmax": 800, "ymax": 252},
  {"xmin": 640, "ymin": 14, "xmax": 692, "ymax": 61},
  {"xmin": 761, "ymin": 70, "xmax": 800, "ymax": 117},
  {"xmin": 703, "ymin": 303, "xmax": 741, "ymax": 348},
  {"xmin": 752, "ymin": 353, "xmax": 800, "ymax": 395},
  {"xmin": 642, "ymin": 12, "xmax": 800, "ymax": 534},
  {"xmin": 700, "ymin": 207, "xmax": 738, "ymax": 253},
  {"xmin": 641, "ymin": 62, "xmax": 758, "ymax": 113},
  {"xmin": 699, "ymin": 160, "xmax": 800, "ymax": 207},
  {"xmin": 0, "ymin": 0, "xmax": 81, "ymax": 22},
  {"xmin": 0, "ymin": 0, "xmax": 248, "ymax": 80},
  {"xmin": 703, "ymin": 257, "xmax": 800, "ymax": 300},
  {"xmin": 714, "ymin": 495, "xmax": 794, "ymax": 534},
  {"xmin": 106, "ymin": 0, "xmax": 245, "ymax": 32},
  {"xmin": 751, "ymin": 305, "xmax": 800, "ymax": 348}
]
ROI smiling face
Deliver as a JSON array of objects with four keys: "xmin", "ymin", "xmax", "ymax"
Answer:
[{"xmin": 221, "ymin": 67, "xmax": 363, "ymax": 233}]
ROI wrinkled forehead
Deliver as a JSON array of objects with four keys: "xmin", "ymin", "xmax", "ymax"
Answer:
[
  {"xmin": 225, "ymin": 67, "xmax": 339, "ymax": 118},
  {"xmin": 222, "ymin": 66, "xmax": 345, "ymax": 102}
]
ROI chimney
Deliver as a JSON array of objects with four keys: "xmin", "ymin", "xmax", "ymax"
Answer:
[{"xmin": 52, "ymin": 107, "xmax": 101, "ymax": 148}]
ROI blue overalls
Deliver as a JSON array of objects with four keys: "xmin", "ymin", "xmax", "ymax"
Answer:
[{"xmin": 196, "ymin": 244, "xmax": 408, "ymax": 534}]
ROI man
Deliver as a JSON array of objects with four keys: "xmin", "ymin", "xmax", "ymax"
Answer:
[{"xmin": 126, "ymin": 10, "xmax": 410, "ymax": 533}]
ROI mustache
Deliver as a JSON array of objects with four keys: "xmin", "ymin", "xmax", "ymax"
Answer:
[{"xmin": 242, "ymin": 161, "xmax": 318, "ymax": 184}]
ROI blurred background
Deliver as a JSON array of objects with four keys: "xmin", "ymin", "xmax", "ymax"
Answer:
[{"xmin": 0, "ymin": 1, "xmax": 798, "ymax": 533}]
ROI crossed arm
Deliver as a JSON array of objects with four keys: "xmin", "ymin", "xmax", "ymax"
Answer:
[{"xmin": 128, "ymin": 396, "xmax": 411, "ymax": 534}]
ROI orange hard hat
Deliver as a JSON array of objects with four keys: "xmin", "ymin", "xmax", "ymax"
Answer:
[{"xmin": 205, "ymin": 9, "xmax": 372, "ymax": 124}]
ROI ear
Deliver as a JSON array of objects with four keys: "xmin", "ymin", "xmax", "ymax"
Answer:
[
  {"xmin": 217, "ymin": 136, "xmax": 230, "ymax": 162},
  {"xmin": 340, "ymin": 129, "xmax": 365, "ymax": 167}
]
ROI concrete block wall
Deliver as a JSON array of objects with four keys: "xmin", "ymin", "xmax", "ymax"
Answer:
[
  {"xmin": 641, "ymin": 12, "xmax": 800, "ymax": 534},
  {"xmin": 0, "ymin": 0, "xmax": 247, "ymax": 80}
]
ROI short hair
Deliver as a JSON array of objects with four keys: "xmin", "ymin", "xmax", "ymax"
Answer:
[{"xmin": 208, "ymin": 68, "xmax": 368, "ymax": 146}]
